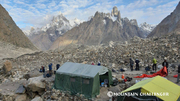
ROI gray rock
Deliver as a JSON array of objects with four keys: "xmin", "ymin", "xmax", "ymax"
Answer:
[
  {"xmin": 15, "ymin": 85, "xmax": 26, "ymax": 94},
  {"xmin": 31, "ymin": 96, "xmax": 43, "ymax": 101},
  {"xmin": 26, "ymin": 76, "xmax": 45, "ymax": 93}
]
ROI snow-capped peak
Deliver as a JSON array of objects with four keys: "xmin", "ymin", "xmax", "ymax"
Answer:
[
  {"xmin": 140, "ymin": 22, "xmax": 156, "ymax": 37},
  {"xmin": 69, "ymin": 18, "xmax": 82, "ymax": 27}
]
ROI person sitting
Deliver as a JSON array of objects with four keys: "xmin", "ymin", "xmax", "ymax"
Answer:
[
  {"xmin": 145, "ymin": 65, "xmax": 151, "ymax": 72},
  {"xmin": 39, "ymin": 66, "xmax": 45, "ymax": 73},
  {"xmin": 91, "ymin": 62, "xmax": 95, "ymax": 65},
  {"xmin": 120, "ymin": 68, "xmax": 125, "ymax": 72},
  {"xmin": 39, "ymin": 68, "xmax": 42, "ymax": 72},
  {"xmin": 97, "ymin": 61, "xmax": 101, "ymax": 66},
  {"xmin": 46, "ymin": 71, "xmax": 52, "ymax": 77}
]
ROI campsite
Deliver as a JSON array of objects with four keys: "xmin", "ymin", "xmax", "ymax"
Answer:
[{"xmin": 1, "ymin": 0, "xmax": 180, "ymax": 101}]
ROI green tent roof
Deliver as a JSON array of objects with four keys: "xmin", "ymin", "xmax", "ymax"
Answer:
[
  {"xmin": 122, "ymin": 76, "xmax": 180, "ymax": 101},
  {"xmin": 56, "ymin": 62, "xmax": 108, "ymax": 78}
]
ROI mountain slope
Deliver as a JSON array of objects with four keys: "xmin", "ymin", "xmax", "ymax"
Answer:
[
  {"xmin": 148, "ymin": 2, "xmax": 180, "ymax": 37},
  {"xmin": 50, "ymin": 7, "xmax": 144, "ymax": 50},
  {"xmin": 0, "ymin": 4, "xmax": 37, "ymax": 50}
]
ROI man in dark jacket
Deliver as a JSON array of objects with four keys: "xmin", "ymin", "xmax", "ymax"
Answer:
[
  {"xmin": 48, "ymin": 63, "xmax": 53, "ymax": 75},
  {"xmin": 130, "ymin": 58, "xmax": 134, "ymax": 71},
  {"xmin": 135, "ymin": 59, "xmax": 140, "ymax": 71},
  {"xmin": 177, "ymin": 65, "xmax": 180, "ymax": 83},
  {"xmin": 56, "ymin": 64, "xmax": 60, "ymax": 70},
  {"xmin": 162, "ymin": 60, "xmax": 168, "ymax": 75}
]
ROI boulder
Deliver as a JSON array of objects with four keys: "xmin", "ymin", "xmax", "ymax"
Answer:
[
  {"xmin": 31, "ymin": 96, "xmax": 43, "ymax": 101},
  {"xmin": 15, "ymin": 85, "xmax": 26, "ymax": 94},
  {"xmin": 2, "ymin": 60, "xmax": 12, "ymax": 73},
  {"xmin": 26, "ymin": 76, "xmax": 45, "ymax": 93}
]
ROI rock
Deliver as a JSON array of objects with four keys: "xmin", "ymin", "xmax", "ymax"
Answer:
[
  {"xmin": 23, "ymin": 69, "xmax": 42, "ymax": 80},
  {"xmin": 15, "ymin": 94, "xmax": 27, "ymax": 101},
  {"xmin": 111, "ymin": 6, "xmax": 119, "ymax": 17},
  {"xmin": 2, "ymin": 60, "xmax": 12, "ymax": 73},
  {"xmin": 15, "ymin": 85, "xmax": 26, "ymax": 94},
  {"xmin": 51, "ymin": 93, "xmax": 58, "ymax": 100},
  {"xmin": 31, "ymin": 96, "xmax": 43, "ymax": 101},
  {"xmin": 26, "ymin": 76, "xmax": 45, "ymax": 93}
]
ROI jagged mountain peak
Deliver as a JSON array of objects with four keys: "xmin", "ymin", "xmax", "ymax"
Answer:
[
  {"xmin": 25, "ymin": 12, "xmax": 82, "ymax": 50},
  {"xmin": 50, "ymin": 6, "xmax": 144, "ymax": 50},
  {"xmin": 139, "ymin": 22, "xmax": 156, "ymax": 37}
]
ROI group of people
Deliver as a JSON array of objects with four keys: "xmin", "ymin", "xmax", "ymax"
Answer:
[
  {"xmin": 91, "ymin": 61, "xmax": 101, "ymax": 66},
  {"xmin": 129, "ymin": 58, "xmax": 169, "ymax": 73},
  {"xmin": 39, "ymin": 63, "xmax": 60, "ymax": 77},
  {"xmin": 129, "ymin": 58, "xmax": 180, "ymax": 84},
  {"xmin": 129, "ymin": 58, "xmax": 140, "ymax": 71}
]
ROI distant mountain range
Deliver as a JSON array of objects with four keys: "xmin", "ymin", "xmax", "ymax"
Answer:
[
  {"xmin": 148, "ymin": 2, "xmax": 180, "ymax": 37},
  {"xmin": 0, "ymin": 4, "xmax": 37, "ymax": 50},
  {"xmin": 50, "ymin": 7, "xmax": 154, "ymax": 50},
  {"xmin": 23, "ymin": 6, "xmax": 155, "ymax": 51}
]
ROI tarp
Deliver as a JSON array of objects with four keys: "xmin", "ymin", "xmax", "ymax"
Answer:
[
  {"xmin": 134, "ymin": 67, "xmax": 167, "ymax": 78},
  {"xmin": 120, "ymin": 76, "xmax": 180, "ymax": 101},
  {"xmin": 174, "ymin": 74, "xmax": 178, "ymax": 78},
  {"xmin": 56, "ymin": 62, "xmax": 108, "ymax": 78}
]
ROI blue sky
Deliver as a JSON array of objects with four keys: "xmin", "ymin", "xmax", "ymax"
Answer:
[{"xmin": 1, "ymin": 0, "xmax": 179, "ymax": 30}]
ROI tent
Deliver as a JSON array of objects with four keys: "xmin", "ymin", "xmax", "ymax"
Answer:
[
  {"xmin": 118, "ymin": 76, "xmax": 180, "ymax": 101},
  {"xmin": 54, "ymin": 62, "xmax": 112, "ymax": 98}
]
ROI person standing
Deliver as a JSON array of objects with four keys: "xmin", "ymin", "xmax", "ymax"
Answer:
[
  {"xmin": 135, "ymin": 59, "xmax": 140, "ymax": 71},
  {"xmin": 152, "ymin": 58, "xmax": 157, "ymax": 72},
  {"xmin": 177, "ymin": 65, "xmax": 180, "ymax": 83},
  {"xmin": 56, "ymin": 64, "xmax": 60, "ymax": 70},
  {"xmin": 130, "ymin": 58, "xmax": 134, "ymax": 71},
  {"xmin": 162, "ymin": 59, "xmax": 168, "ymax": 75},
  {"xmin": 49, "ymin": 63, "xmax": 53, "ymax": 75}
]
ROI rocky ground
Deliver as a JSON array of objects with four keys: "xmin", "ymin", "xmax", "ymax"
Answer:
[
  {"xmin": 0, "ymin": 41, "xmax": 37, "ymax": 60},
  {"xmin": 0, "ymin": 33, "xmax": 180, "ymax": 101}
]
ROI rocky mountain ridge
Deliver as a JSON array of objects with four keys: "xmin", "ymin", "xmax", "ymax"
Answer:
[{"xmin": 50, "ymin": 6, "xmax": 145, "ymax": 50}]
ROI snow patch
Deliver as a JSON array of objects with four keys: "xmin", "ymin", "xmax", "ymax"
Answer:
[
  {"xmin": 103, "ymin": 19, "xmax": 106, "ymax": 25},
  {"xmin": 111, "ymin": 16, "xmax": 117, "ymax": 22},
  {"xmin": 69, "ymin": 18, "xmax": 82, "ymax": 27},
  {"xmin": 50, "ymin": 33, "xmax": 54, "ymax": 36}
]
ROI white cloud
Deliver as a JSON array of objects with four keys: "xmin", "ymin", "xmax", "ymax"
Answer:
[
  {"xmin": 13, "ymin": 0, "xmax": 26, "ymax": 5},
  {"xmin": 35, "ymin": 3, "xmax": 46, "ymax": 9},
  {"xmin": 1, "ymin": 0, "xmax": 179, "ymax": 29},
  {"xmin": 118, "ymin": 0, "xmax": 179, "ymax": 25}
]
